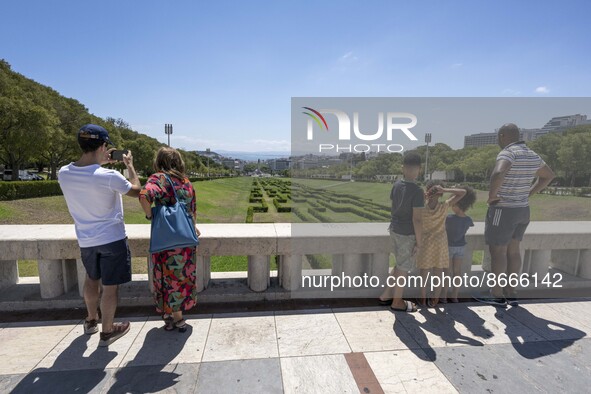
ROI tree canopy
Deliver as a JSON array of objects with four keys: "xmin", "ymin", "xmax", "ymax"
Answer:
[{"xmin": 0, "ymin": 60, "xmax": 229, "ymax": 179}]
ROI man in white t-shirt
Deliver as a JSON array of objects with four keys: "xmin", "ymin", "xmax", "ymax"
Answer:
[{"xmin": 58, "ymin": 124, "xmax": 142, "ymax": 347}]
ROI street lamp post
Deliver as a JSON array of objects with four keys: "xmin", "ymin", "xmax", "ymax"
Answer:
[
  {"xmin": 165, "ymin": 124, "xmax": 173, "ymax": 147},
  {"xmin": 424, "ymin": 133, "xmax": 432, "ymax": 181}
]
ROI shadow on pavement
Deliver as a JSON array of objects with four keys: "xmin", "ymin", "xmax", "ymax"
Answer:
[
  {"xmin": 106, "ymin": 324, "xmax": 193, "ymax": 393},
  {"xmin": 498, "ymin": 306, "xmax": 586, "ymax": 359},
  {"xmin": 10, "ymin": 335, "xmax": 117, "ymax": 394}
]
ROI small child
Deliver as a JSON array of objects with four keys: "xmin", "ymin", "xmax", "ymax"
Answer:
[
  {"xmin": 442, "ymin": 186, "xmax": 476, "ymax": 303},
  {"xmin": 416, "ymin": 180, "xmax": 467, "ymax": 307}
]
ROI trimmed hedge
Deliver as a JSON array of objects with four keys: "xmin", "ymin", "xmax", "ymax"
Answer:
[
  {"xmin": 0, "ymin": 181, "xmax": 63, "ymax": 201},
  {"xmin": 540, "ymin": 187, "xmax": 591, "ymax": 197},
  {"xmin": 273, "ymin": 198, "xmax": 291, "ymax": 212},
  {"xmin": 246, "ymin": 206, "xmax": 254, "ymax": 223}
]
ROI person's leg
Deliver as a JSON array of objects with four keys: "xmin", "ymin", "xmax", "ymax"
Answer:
[
  {"xmin": 419, "ymin": 268, "xmax": 429, "ymax": 305},
  {"xmin": 506, "ymin": 239, "xmax": 522, "ymax": 295},
  {"xmin": 100, "ymin": 285, "xmax": 119, "ymax": 333},
  {"xmin": 391, "ymin": 267, "xmax": 409, "ymax": 309},
  {"xmin": 84, "ymin": 276, "xmax": 100, "ymax": 321},
  {"xmin": 379, "ymin": 267, "xmax": 397, "ymax": 301},
  {"xmin": 441, "ymin": 267, "xmax": 451, "ymax": 301},
  {"xmin": 451, "ymin": 256, "xmax": 463, "ymax": 301},
  {"xmin": 430, "ymin": 268, "xmax": 444, "ymax": 306},
  {"xmin": 489, "ymin": 244, "xmax": 508, "ymax": 298},
  {"xmin": 98, "ymin": 238, "xmax": 132, "ymax": 334}
]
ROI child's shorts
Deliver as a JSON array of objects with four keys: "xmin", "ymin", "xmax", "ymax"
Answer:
[
  {"xmin": 389, "ymin": 231, "xmax": 416, "ymax": 272},
  {"xmin": 448, "ymin": 245, "xmax": 465, "ymax": 260}
]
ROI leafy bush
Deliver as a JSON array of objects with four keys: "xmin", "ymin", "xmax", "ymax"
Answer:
[{"xmin": 0, "ymin": 181, "xmax": 63, "ymax": 201}]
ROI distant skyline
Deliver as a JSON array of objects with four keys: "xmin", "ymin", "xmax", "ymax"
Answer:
[{"xmin": 2, "ymin": 0, "xmax": 590, "ymax": 152}]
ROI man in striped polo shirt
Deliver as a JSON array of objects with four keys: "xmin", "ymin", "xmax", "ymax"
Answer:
[{"xmin": 477, "ymin": 123, "xmax": 555, "ymax": 307}]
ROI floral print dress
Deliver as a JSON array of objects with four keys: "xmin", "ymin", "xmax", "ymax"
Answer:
[{"xmin": 139, "ymin": 173, "xmax": 197, "ymax": 314}]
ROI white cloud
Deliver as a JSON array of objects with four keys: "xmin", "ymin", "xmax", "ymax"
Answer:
[
  {"xmin": 535, "ymin": 86, "xmax": 549, "ymax": 94},
  {"xmin": 339, "ymin": 51, "xmax": 358, "ymax": 62},
  {"xmin": 450, "ymin": 63, "xmax": 463, "ymax": 69}
]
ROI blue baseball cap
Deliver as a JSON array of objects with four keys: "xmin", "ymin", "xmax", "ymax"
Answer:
[{"xmin": 78, "ymin": 124, "xmax": 114, "ymax": 145}]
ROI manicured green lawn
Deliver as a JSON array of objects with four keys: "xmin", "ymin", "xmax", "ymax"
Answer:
[{"xmin": 6, "ymin": 176, "xmax": 591, "ymax": 275}]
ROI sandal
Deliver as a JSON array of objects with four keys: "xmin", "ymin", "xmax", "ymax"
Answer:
[
  {"xmin": 389, "ymin": 300, "xmax": 417, "ymax": 313},
  {"xmin": 378, "ymin": 298, "xmax": 393, "ymax": 306},
  {"xmin": 163, "ymin": 315, "xmax": 175, "ymax": 331},
  {"xmin": 174, "ymin": 319, "xmax": 188, "ymax": 333}
]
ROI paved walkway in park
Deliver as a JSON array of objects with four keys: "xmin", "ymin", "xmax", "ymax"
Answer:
[{"xmin": 1, "ymin": 299, "xmax": 591, "ymax": 393}]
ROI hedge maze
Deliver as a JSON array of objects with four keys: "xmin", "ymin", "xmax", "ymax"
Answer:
[
  {"xmin": 245, "ymin": 178, "xmax": 391, "ymax": 223},
  {"xmin": 245, "ymin": 178, "xmax": 292, "ymax": 223}
]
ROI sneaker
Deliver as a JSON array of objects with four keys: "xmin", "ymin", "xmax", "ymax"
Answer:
[
  {"xmin": 98, "ymin": 321, "xmax": 130, "ymax": 347},
  {"xmin": 473, "ymin": 291, "xmax": 507, "ymax": 308},
  {"xmin": 84, "ymin": 319, "xmax": 99, "ymax": 335}
]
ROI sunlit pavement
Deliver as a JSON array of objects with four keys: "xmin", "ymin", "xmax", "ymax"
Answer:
[{"xmin": 1, "ymin": 299, "xmax": 591, "ymax": 393}]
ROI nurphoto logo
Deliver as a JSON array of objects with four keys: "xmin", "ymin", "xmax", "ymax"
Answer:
[{"xmin": 302, "ymin": 106, "xmax": 419, "ymax": 153}]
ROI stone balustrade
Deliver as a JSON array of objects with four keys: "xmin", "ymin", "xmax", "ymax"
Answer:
[{"xmin": 0, "ymin": 222, "xmax": 590, "ymax": 302}]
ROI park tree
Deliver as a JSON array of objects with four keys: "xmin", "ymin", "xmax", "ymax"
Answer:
[
  {"xmin": 0, "ymin": 95, "xmax": 57, "ymax": 179},
  {"xmin": 459, "ymin": 145, "xmax": 499, "ymax": 181},
  {"xmin": 531, "ymin": 132, "xmax": 562, "ymax": 173},
  {"xmin": 557, "ymin": 132, "xmax": 591, "ymax": 186}
]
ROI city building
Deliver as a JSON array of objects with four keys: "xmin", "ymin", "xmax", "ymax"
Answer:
[
  {"xmin": 267, "ymin": 159, "xmax": 291, "ymax": 172},
  {"xmin": 463, "ymin": 132, "xmax": 498, "ymax": 148},
  {"xmin": 464, "ymin": 114, "xmax": 590, "ymax": 147}
]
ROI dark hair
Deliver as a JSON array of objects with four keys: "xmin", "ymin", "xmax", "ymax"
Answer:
[
  {"xmin": 456, "ymin": 185, "xmax": 477, "ymax": 212},
  {"xmin": 78, "ymin": 138, "xmax": 106, "ymax": 153},
  {"xmin": 403, "ymin": 152, "xmax": 421, "ymax": 166},
  {"xmin": 425, "ymin": 179, "xmax": 444, "ymax": 190}
]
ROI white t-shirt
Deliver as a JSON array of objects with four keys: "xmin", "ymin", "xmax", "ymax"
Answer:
[{"xmin": 58, "ymin": 163, "xmax": 132, "ymax": 248}]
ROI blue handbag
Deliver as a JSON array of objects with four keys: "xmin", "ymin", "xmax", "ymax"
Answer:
[{"xmin": 149, "ymin": 173, "xmax": 199, "ymax": 253}]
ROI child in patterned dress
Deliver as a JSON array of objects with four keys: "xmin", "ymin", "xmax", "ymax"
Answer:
[{"xmin": 416, "ymin": 180, "xmax": 467, "ymax": 307}]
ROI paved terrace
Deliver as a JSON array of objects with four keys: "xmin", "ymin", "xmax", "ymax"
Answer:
[{"xmin": 1, "ymin": 299, "xmax": 591, "ymax": 393}]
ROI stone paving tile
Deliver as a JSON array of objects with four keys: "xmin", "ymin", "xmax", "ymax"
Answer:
[
  {"xmin": 120, "ymin": 316, "xmax": 211, "ymax": 367},
  {"xmin": 433, "ymin": 339, "xmax": 591, "ymax": 393},
  {"xmin": 275, "ymin": 312, "xmax": 351, "ymax": 357},
  {"xmin": 505, "ymin": 302, "xmax": 589, "ymax": 341},
  {"xmin": 280, "ymin": 354, "xmax": 359, "ymax": 394},
  {"xmin": 104, "ymin": 363, "xmax": 200, "ymax": 394},
  {"xmin": 445, "ymin": 304, "xmax": 545, "ymax": 345},
  {"xmin": 202, "ymin": 314, "xmax": 278, "ymax": 362},
  {"xmin": 0, "ymin": 321, "xmax": 78, "ymax": 375},
  {"xmin": 545, "ymin": 301, "xmax": 591, "ymax": 331},
  {"xmin": 364, "ymin": 349, "xmax": 458, "ymax": 394},
  {"xmin": 3, "ymin": 368, "xmax": 116, "ymax": 394},
  {"xmin": 334, "ymin": 309, "xmax": 421, "ymax": 352},
  {"xmin": 35, "ymin": 317, "xmax": 148, "ymax": 371},
  {"xmin": 196, "ymin": 358, "xmax": 283, "ymax": 394}
]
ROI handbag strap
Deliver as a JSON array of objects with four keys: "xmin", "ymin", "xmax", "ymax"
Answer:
[{"xmin": 162, "ymin": 173, "xmax": 181, "ymax": 203}]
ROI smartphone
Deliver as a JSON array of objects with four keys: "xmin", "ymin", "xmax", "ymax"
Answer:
[{"xmin": 110, "ymin": 150, "xmax": 129, "ymax": 161}]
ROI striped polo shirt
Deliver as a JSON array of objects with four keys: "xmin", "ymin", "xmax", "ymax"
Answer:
[{"xmin": 496, "ymin": 141, "xmax": 544, "ymax": 208}]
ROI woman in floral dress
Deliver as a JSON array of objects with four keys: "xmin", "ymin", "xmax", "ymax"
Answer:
[{"xmin": 139, "ymin": 147, "xmax": 200, "ymax": 332}]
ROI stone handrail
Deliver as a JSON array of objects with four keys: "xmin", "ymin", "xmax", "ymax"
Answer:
[{"xmin": 0, "ymin": 222, "xmax": 590, "ymax": 300}]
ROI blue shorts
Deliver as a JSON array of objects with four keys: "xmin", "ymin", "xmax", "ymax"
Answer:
[
  {"xmin": 448, "ymin": 246, "xmax": 465, "ymax": 260},
  {"xmin": 80, "ymin": 238, "xmax": 132, "ymax": 286}
]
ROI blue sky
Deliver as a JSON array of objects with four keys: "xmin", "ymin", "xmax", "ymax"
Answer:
[{"xmin": 2, "ymin": 0, "xmax": 590, "ymax": 152}]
